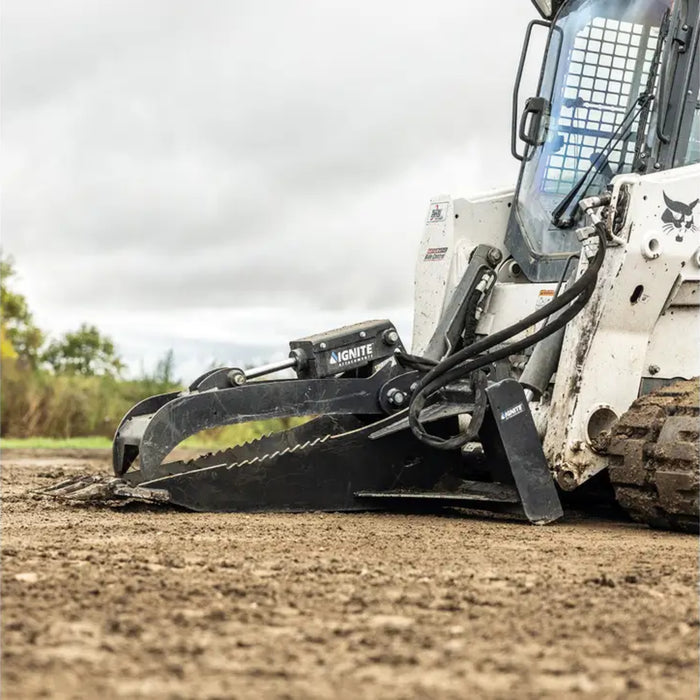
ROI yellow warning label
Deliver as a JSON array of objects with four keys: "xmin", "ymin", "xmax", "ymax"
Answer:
[{"xmin": 536, "ymin": 288, "xmax": 555, "ymax": 309}]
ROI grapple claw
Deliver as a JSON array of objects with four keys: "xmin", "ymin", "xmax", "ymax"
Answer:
[{"xmin": 35, "ymin": 475, "xmax": 169, "ymax": 504}]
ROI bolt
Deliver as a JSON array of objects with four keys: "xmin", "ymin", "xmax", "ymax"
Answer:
[
  {"xmin": 409, "ymin": 382, "xmax": 418, "ymax": 393},
  {"xmin": 319, "ymin": 342, "xmax": 327, "ymax": 350},
  {"xmin": 228, "ymin": 370, "xmax": 246, "ymax": 386},
  {"xmin": 387, "ymin": 388, "xmax": 406, "ymax": 407},
  {"xmin": 383, "ymin": 329, "xmax": 399, "ymax": 346},
  {"xmin": 487, "ymin": 248, "xmax": 503, "ymax": 266},
  {"xmin": 359, "ymin": 331, "xmax": 367, "ymax": 339},
  {"xmin": 654, "ymin": 162, "xmax": 661, "ymax": 169},
  {"xmin": 557, "ymin": 469, "xmax": 578, "ymax": 491},
  {"xmin": 648, "ymin": 364, "xmax": 660, "ymax": 376}
]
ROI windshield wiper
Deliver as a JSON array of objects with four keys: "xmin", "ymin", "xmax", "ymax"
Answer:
[
  {"xmin": 551, "ymin": 93, "xmax": 651, "ymax": 228},
  {"xmin": 552, "ymin": 11, "xmax": 669, "ymax": 229}
]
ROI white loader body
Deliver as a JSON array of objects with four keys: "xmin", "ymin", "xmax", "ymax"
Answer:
[{"xmin": 412, "ymin": 162, "xmax": 700, "ymax": 488}]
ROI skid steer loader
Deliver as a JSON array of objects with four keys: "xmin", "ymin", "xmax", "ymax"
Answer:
[{"xmin": 46, "ymin": 0, "xmax": 700, "ymax": 530}]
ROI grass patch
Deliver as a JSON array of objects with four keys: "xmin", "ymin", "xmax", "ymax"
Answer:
[
  {"xmin": 1, "ymin": 418, "xmax": 313, "ymax": 452},
  {"xmin": 181, "ymin": 417, "xmax": 312, "ymax": 449},
  {"xmin": 1, "ymin": 436, "xmax": 112, "ymax": 450}
]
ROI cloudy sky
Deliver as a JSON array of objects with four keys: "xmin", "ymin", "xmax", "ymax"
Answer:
[{"xmin": 2, "ymin": 0, "xmax": 536, "ymax": 380}]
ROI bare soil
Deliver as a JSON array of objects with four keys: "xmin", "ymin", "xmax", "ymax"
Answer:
[{"xmin": 2, "ymin": 449, "xmax": 698, "ymax": 699}]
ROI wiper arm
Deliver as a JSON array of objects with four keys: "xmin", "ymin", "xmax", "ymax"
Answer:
[
  {"xmin": 553, "ymin": 12, "xmax": 669, "ymax": 228},
  {"xmin": 551, "ymin": 93, "xmax": 650, "ymax": 228}
]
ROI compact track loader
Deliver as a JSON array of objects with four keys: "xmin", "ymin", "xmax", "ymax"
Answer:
[{"xmin": 47, "ymin": 0, "xmax": 700, "ymax": 530}]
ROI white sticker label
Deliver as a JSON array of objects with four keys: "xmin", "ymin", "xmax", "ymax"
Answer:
[
  {"xmin": 424, "ymin": 247, "xmax": 448, "ymax": 262},
  {"xmin": 427, "ymin": 202, "xmax": 448, "ymax": 223},
  {"xmin": 525, "ymin": 288, "xmax": 556, "ymax": 337}
]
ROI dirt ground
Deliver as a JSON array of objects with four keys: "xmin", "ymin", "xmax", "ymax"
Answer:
[{"xmin": 1, "ymin": 449, "xmax": 698, "ymax": 699}]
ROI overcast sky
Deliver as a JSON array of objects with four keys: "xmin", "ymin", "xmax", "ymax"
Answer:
[{"xmin": 2, "ymin": 0, "xmax": 536, "ymax": 379}]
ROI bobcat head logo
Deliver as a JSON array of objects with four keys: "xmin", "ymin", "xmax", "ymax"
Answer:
[{"xmin": 662, "ymin": 192, "xmax": 698, "ymax": 242}]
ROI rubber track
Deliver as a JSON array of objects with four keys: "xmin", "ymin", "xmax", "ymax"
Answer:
[{"xmin": 608, "ymin": 377, "xmax": 699, "ymax": 533}]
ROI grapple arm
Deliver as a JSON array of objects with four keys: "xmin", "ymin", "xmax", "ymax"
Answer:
[
  {"xmin": 45, "ymin": 319, "xmax": 563, "ymax": 524},
  {"xmin": 114, "ymin": 371, "xmax": 395, "ymax": 479}
]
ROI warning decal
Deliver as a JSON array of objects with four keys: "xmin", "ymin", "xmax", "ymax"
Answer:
[
  {"xmin": 524, "ymin": 288, "xmax": 556, "ymax": 337},
  {"xmin": 427, "ymin": 202, "xmax": 448, "ymax": 223},
  {"xmin": 536, "ymin": 288, "xmax": 555, "ymax": 309},
  {"xmin": 424, "ymin": 247, "xmax": 448, "ymax": 262}
]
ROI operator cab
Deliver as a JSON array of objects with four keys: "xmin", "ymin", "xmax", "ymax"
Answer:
[{"xmin": 508, "ymin": 0, "xmax": 700, "ymax": 282}]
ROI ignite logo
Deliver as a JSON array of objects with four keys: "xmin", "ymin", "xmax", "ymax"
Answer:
[
  {"xmin": 500, "ymin": 403, "xmax": 524, "ymax": 422},
  {"xmin": 329, "ymin": 343, "xmax": 374, "ymax": 366}
]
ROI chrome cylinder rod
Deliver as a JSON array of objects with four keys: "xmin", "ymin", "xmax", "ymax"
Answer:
[{"xmin": 244, "ymin": 357, "xmax": 298, "ymax": 379}]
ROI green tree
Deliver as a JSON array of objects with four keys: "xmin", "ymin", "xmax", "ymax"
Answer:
[
  {"xmin": 0, "ymin": 254, "xmax": 44, "ymax": 366},
  {"xmin": 42, "ymin": 323, "xmax": 124, "ymax": 377},
  {"xmin": 154, "ymin": 348, "xmax": 177, "ymax": 385}
]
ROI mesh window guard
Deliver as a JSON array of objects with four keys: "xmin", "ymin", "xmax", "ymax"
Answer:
[{"xmin": 542, "ymin": 17, "xmax": 660, "ymax": 195}]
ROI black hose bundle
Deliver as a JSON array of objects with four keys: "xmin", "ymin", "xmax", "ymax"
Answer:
[{"xmin": 407, "ymin": 224, "xmax": 607, "ymax": 449}]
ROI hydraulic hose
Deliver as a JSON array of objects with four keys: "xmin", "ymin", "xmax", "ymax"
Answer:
[{"xmin": 407, "ymin": 224, "xmax": 607, "ymax": 449}]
